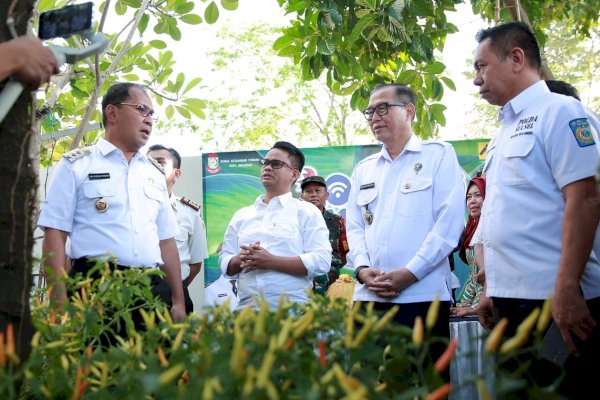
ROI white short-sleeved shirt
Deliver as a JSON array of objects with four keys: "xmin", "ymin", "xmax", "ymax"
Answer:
[
  {"xmin": 346, "ymin": 135, "xmax": 465, "ymax": 303},
  {"xmin": 482, "ymin": 81, "xmax": 600, "ymax": 300},
  {"xmin": 219, "ymin": 192, "xmax": 332, "ymax": 310},
  {"xmin": 204, "ymin": 275, "xmax": 239, "ymax": 311},
  {"xmin": 38, "ymin": 138, "xmax": 178, "ymax": 267},
  {"xmin": 171, "ymin": 194, "xmax": 209, "ymax": 280}
]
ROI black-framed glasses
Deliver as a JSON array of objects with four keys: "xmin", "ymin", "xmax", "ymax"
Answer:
[
  {"xmin": 259, "ymin": 158, "xmax": 296, "ymax": 170},
  {"xmin": 118, "ymin": 102, "xmax": 158, "ymax": 121},
  {"xmin": 363, "ymin": 102, "xmax": 406, "ymax": 121}
]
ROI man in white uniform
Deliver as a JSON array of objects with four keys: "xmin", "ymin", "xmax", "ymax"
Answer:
[
  {"xmin": 219, "ymin": 141, "xmax": 331, "ymax": 310},
  {"xmin": 39, "ymin": 82, "xmax": 186, "ymax": 323},
  {"xmin": 148, "ymin": 144, "xmax": 209, "ymax": 313},
  {"xmin": 473, "ymin": 22, "xmax": 600, "ymax": 396},
  {"xmin": 346, "ymin": 83, "xmax": 465, "ymax": 363}
]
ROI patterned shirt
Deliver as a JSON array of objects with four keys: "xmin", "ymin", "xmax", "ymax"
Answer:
[{"xmin": 313, "ymin": 210, "xmax": 349, "ymax": 294}]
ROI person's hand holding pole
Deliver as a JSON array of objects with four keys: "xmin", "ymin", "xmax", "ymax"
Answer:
[{"xmin": 0, "ymin": 36, "xmax": 59, "ymax": 87}]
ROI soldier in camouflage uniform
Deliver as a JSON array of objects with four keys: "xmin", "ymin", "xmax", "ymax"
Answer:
[{"xmin": 301, "ymin": 176, "xmax": 349, "ymax": 294}]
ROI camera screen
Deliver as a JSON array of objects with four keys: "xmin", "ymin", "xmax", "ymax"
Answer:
[{"xmin": 39, "ymin": 2, "xmax": 93, "ymax": 40}]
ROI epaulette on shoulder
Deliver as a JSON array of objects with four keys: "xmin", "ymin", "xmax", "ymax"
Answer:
[
  {"xmin": 63, "ymin": 147, "xmax": 91, "ymax": 163},
  {"xmin": 422, "ymin": 139, "xmax": 448, "ymax": 147},
  {"xmin": 356, "ymin": 153, "xmax": 379, "ymax": 166},
  {"xmin": 180, "ymin": 196, "xmax": 201, "ymax": 211},
  {"xmin": 147, "ymin": 155, "xmax": 165, "ymax": 174}
]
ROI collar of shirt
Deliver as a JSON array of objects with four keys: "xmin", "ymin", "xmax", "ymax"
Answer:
[
  {"xmin": 170, "ymin": 193, "xmax": 178, "ymax": 210},
  {"xmin": 499, "ymin": 80, "xmax": 549, "ymax": 122},
  {"xmin": 378, "ymin": 133, "xmax": 422, "ymax": 162},
  {"xmin": 97, "ymin": 137, "xmax": 145, "ymax": 163},
  {"xmin": 254, "ymin": 191, "xmax": 293, "ymax": 208}
]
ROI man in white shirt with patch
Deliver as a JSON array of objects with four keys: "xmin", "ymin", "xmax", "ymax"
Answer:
[
  {"xmin": 346, "ymin": 83, "xmax": 465, "ymax": 365},
  {"xmin": 473, "ymin": 22, "xmax": 600, "ymax": 397},
  {"xmin": 148, "ymin": 145, "xmax": 209, "ymax": 313},
  {"xmin": 219, "ymin": 141, "xmax": 331, "ymax": 310}
]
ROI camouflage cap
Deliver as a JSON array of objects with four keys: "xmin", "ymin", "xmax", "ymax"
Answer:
[{"xmin": 301, "ymin": 175, "xmax": 327, "ymax": 191}]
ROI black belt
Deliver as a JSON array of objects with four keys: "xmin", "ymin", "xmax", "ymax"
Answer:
[{"xmin": 70, "ymin": 257, "xmax": 160, "ymax": 282}]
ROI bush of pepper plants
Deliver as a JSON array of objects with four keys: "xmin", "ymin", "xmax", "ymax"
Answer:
[{"xmin": 0, "ymin": 266, "xmax": 561, "ymax": 399}]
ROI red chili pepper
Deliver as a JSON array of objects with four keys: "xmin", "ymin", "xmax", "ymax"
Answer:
[
  {"xmin": 77, "ymin": 381, "xmax": 89, "ymax": 400},
  {"xmin": 426, "ymin": 383, "xmax": 452, "ymax": 400},
  {"xmin": 318, "ymin": 339, "xmax": 327, "ymax": 367},
  {"xmin": 434, "ymin": 338, "xmax": 458, "ymax": 373}
]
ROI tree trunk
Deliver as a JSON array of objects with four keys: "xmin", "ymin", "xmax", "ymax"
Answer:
[
  {"xmin": 503, "ymin": 0, "xmax": 554, "ymax": 80},
  {"xmin": 0, "ymin": 0, "xmax": 37, "ymax": 362}
]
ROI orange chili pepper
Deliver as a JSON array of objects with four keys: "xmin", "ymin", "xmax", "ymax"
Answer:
[
  {"xmin": 0, "ymin": 332, "xmax": 5, "ymax": 367},
  {"xmin": 426, "ymin": 383, "xmax": 452, "ymax": 400},
  {"xmin": 6, "ymin": 323, "xmax": 14, "ymax": 356},
  {"xmin": 318, "ymin": 339, "xmax": 327, "ymax": 367},
  {"xmin": 434, "ymin": 338, "xmax": 458, "ymax": 373},
  {"xmin": 157, "ymin": 346, "xmax": 169, "ymax": 367}
]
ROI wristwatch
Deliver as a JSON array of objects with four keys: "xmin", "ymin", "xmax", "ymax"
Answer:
[{"xmin": 354, "ymin": 266, "xmax": 369, "ymax": 284}]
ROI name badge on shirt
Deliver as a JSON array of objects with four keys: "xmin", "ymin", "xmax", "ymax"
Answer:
[
  {"xmin": 360, "ymin": 182, "xmax": 375, "ymax": 190},
  {"xmin": 88, "ymin": 173, "xmax": 110, "ymax": 180}
]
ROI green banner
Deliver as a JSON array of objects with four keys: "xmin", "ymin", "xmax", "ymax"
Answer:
[{"xmin": 202, "ymin": 140, "xmax": 489, "ymax": 284}]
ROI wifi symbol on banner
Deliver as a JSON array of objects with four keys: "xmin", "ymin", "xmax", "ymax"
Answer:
[{"xmin": 326, "ymin": 174, "xmax": 351, "ymax": 207}]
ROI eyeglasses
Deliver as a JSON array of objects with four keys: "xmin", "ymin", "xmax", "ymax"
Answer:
[
  {"xmin": 259, "ymin": 158, "xmax": 297, "ymax": 170},
  {"xmin": 363, "ymin": 102, "xmax": 406, "ymax": 121},
  {"xmin": 118, "ymin": 102, "xmax": 158, "ymax": 121}
]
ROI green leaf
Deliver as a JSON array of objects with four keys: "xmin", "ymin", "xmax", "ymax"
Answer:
[
  {"xmin": 183, "ymin": 78, "xmax": 203, "ymax": 95},
  {"xmin": 165, "ymin": 105, "xmax": 175, "ymax": 120},
  {"xmin": 180, "ymin": 14, "xmax": 203, "ymax": 24},
  {"xmin": 184, "ymin": 104, "xmax": 206, "ymax": 118},
  {"xmin": 423, "ymin": 61, "xmax": 446, "ymax": 74},
  {"xmin": 115, "ymin": 0, "xmax": 127, "ymax": 15},
  {"xmin": 285, "ymin": 1, "xmax": 308, "ymax": 13},
  {"xmin": 183, "ymin": 98, "xmax": 207, "ymax": 108},
  {"xmin": 138, "ymin": 14, "xmax": 149, "ymax": 34},
  {"xmin": 168, "ymin": 25, "xmax": 182, "ymax": 41},
  {"xmin": 429, "ymin": 103, "xmax": 447, "ymax": 126},
  {"xmin": 317, "ymin": 40, "xmax": 335, "ymax": 55},
  {"xmin": 176, "ymin": 105, "xmax": 192, "ymax": 119},
  {"xmin": 154, "ymin": 18, "xmax": 170, "ymax": 34},
  {"xmin": 175, "ymin": 1, "xmax": 195, "ymax": 14},
  {"xmin": 440, "ymin": 77, "xmax": 456, "ymax": 91},
  {"xmin": 123, "ymin": 74, "xmax": 140, "ymax": 81},
  {"xmin": 273, "ymin": 35, "xmax": 295, "ymax": 51},
  {"xmin": 349, "ymin": 14, "xmax": 377, "ymax": 44},
  {"xmin": 431, "ymin": 78, "xmax": 443, "ymax": 100},
  {"xmin": 398, "ymin": 69, "xmax": 418, "ymax": 85},
  {"xmin": 204, "ymin": 1, "xmax": 220, "ymax": 24},
  {"xmin": 149, "ymin": 40, "xmax": 167, "ymax": 49},
  {"xmin": 174, "ymin": 73, "xmax": 185, "ymax": 92},
  {"xmin": 220, "ymin": 0, "xmax": 239, "ymax": 11}
]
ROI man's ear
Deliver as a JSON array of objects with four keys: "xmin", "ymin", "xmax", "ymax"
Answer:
[
  {"xmin": 173, "ymin": 168, "xmax": 182, "ymax": 183},
  {"xmin": 510, "ymin": 47, "xmax": 527, "ymax": 72}
]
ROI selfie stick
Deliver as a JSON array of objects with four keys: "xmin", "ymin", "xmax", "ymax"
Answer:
[{"xmin": 0, "ymin": 31, "xmax": 108, "ymax": 124}]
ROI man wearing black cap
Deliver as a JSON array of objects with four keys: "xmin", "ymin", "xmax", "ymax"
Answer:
[{"xmin": 301, "ymin": 176, "xmax": 349, "ymax": 294}]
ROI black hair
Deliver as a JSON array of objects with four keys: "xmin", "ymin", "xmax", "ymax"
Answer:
[
  {"xmin": 475, "ymin": 21, "xmax": 541, "ymax": 70},
  {"xmin": 545, "ymin": 80, "xmax": 581, "ymax": 101},
  {"xmin": 271, "ymin": 141, "xmax": 305, "ymax": 172},
  {"xmin": 147, "ymin": 144, "xmax": 182, "ymax": 169},
  {"xmin": 371, "ymin": 83, "xmax": 415, "ymax": 104},
  {"xmin": 101, "ymin": 82, "xmax": 147, "ymax": 127}
]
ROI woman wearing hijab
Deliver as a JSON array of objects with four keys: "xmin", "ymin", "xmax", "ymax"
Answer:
[{"xmin": 451, "ymin": 177, "xmax": 485, "ymax": 317}]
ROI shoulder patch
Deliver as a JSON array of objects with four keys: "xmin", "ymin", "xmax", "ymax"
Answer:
[
  {"xmin": 63, "ymin": 147, "xmax": 91, "ymax": 163},
  {"xmin": 147, "ymin": 155, "xmax": 165, "ymax": 174},
  {"xmin": 179, "ymin": 196, "xmax": 201, "ymax": 211},
  {"xmin": 569, "ymin": 118, "xmax": 595, "ymax": 147}
]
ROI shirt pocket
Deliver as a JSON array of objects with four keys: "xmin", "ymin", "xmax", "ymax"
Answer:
[
  {"xmin": 399, "ymin": 178, "xmax": 432, "ymax": 216},
  {"xmin": 143, "ymin": 182, "xmax": 166, "ymax": 219},
  {"xmin": 501, "ymin": 138, "xmax": 535, "ymax": 185},
  {"xmin": 82, "ymin": 181, "xmax": 115, "ymax": 219}
]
